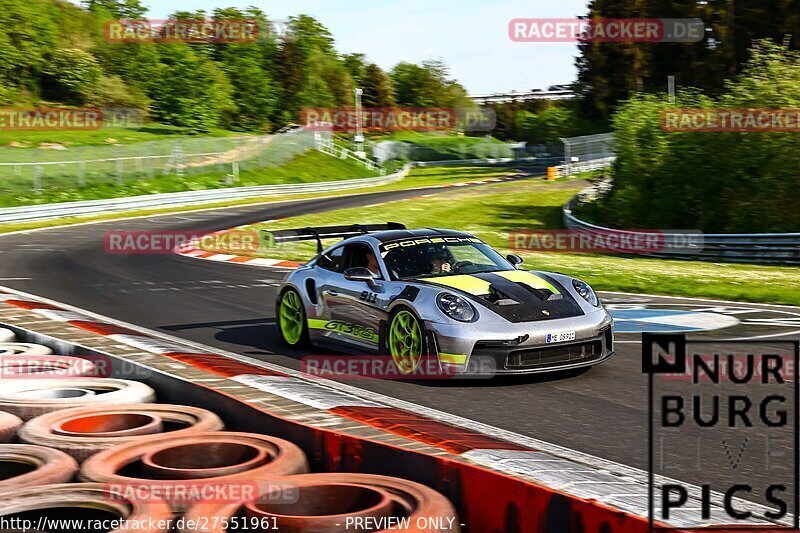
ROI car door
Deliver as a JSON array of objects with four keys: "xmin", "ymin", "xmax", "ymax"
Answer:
[
  {"xmin": 314, "ymin": 245, "xmax": 349, "ymax": 344},
  {"xmin": 324, "ymin": 243, "xmax": 386, "ymax": 350}
]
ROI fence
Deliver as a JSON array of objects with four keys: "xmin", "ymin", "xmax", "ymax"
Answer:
[
  {"xmin": 555, "ymin": 156, "xmax": 616, "ymax": 177},
  {"xmin": 0, "ymin": 129, "xmax": 323, "ymax": 196},
  {"xmin": 314, "ymin": 135, "xmax": 386, "ymax": 175},
  {"xmin": 0, "ymin": 164, "xmax": 411, "ymax": 225},
  {"xmin": 368, "ymin": 138, "xmax": 518, "ymax": 163},
  {"xmin": 556, "ymin": 133, "xmax": 615, "ymax": 176}
]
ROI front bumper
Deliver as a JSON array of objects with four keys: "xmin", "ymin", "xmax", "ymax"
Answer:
[{"xmin": 427, "ymin": 309, "xmax": 615, "ymax": 375}]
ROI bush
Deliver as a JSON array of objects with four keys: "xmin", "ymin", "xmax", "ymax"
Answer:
[
  {"xmin": 42, "ymin": 48, "xmax": 101, "ymax": 103},
  {"xmin": 577, "ymin": 41, "xmax": 800, "ymax": 233},
  {"xmin": 87, "ymin": 74, "xmax": 149, "ymax": 109}
]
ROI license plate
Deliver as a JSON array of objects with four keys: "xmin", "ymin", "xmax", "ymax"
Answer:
[{"xmin": 546, "ymin": 331, "xmax": 576, "ymax": 343}]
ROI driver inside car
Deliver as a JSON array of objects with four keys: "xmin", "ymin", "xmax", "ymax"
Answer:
[
  {"xmin": 431, "ymin": 248, "xmax": 453, "ymax": 275},
  {"xmin": 365, "ymin": 251, "xmax": 381, "ymax": 277}
]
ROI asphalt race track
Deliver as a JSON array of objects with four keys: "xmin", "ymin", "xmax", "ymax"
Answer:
[{"xmin": 2, "ymin": 179, "xmax": 799, "ymax": 499}]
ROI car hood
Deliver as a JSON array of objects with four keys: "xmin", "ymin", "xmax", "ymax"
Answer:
[{"xmin": 411, "ymin": 270, "xmax": 585, "ymax": 323}]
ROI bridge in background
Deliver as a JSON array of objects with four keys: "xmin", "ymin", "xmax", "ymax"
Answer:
[{"xmin": 470, "ymin": 89, "xmax": 575, "ymax": 104}]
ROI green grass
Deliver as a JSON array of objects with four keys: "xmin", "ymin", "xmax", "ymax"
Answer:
[
  {"xmin": 0, "ymin": 124, "xmax": 234, "ymax": 148},
  {"xmin": 0, "ymin": 150, "xmax": 377, "ymax": 207},
  {"xmin": 0, "ymin": 165, "xmax": 523, "ymax": 235},
  {"xmin": 230, "ymin": 179, "xmax": 800, "ymax": 306}
]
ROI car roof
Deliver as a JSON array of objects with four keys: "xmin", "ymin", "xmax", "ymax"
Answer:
[
  {"xmin": 365, "ymin": 227, "xmax": 476, "ymax": 243},
  {"xmin": 319, "ymin": 228, "xmax": 479, "ymax": 253}
]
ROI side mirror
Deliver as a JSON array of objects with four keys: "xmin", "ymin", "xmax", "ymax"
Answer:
[
  {"xmin": 506, "ymin": 254, "xmax": 524, "ymax": 269},
  {"xmin": 344, "ymin": 267, "xmax": 375, "ymax": 283}
]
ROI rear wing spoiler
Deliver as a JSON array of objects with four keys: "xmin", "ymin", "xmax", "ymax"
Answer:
[{"xmin": 261, "ymin": 223, "xmax": 406, "ymax": 253}]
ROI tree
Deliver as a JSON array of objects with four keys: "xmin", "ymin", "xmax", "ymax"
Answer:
[
  {"xmin": 576, "ymin": 0, "xmax": 800, "ymax": 118},
  {"xmin": 581, "ymin": 41, "xmax": 800, "ymax": 233},
  {"xmin": 86, "ymin": 0, "xmax": 147, "ymax": 19},
  {"xmin": 147, "ymin": 44, "xmax": 234, "ymax": 131},
  {"xmin": 391, "ymin": 62, "xmax": 440, "ymax": 106},
  {"xmin": 211, "ymin": 7, "xmax": 279, "ymax": 130},
  {"xmin": 361, "ymin": 63, "xmax": 394, "ymax": 107},
  {"xmin": 343, "ymin": 53, "xmax": 367, "ymax": 85},
  {"xmin": 42, "ymin": 48, "xmax": 102, "ymax": 103},
  {"xmin": 0, "ymin": 0, "xmax": 59, "ymax": 94},
  {"xmin": 391, "ymin": 60, "xmax": 471, "ymax": 109}
]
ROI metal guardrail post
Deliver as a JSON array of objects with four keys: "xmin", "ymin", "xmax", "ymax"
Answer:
[
  {"xmin": 78, "ymin": 159, "xmax": 86, "ymax": 186},
  {"xmin": 33, "ymin": 165, "xmax": 42, "ymax": 195},
  {"xmin": 146, "ymin": 142, "xmax": 154, "ymax": 179},
  {"xmin": 115, "ymin": 158, "xmax": 123, "ymax": 185}
]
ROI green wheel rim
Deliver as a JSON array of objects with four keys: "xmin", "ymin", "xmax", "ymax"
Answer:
[
  {"xmin": 389, "ymin": 310, "xmax": 422, "ymax": 374},
  {"xmin": 279, "ymin": 290, "xmax": 304, "ymax": 345}
]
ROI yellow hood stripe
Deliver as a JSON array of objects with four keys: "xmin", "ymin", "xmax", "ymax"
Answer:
[
  {"xmin": 419, "ymin": 271, "xmax": 560, "ymax": 296},
  {"xmin": 417, "ymin": 275, "xmax": 492, "ymax": 295},
  {"xmin": 496, "ymin": 270, "xmax": 560, "ymax": 294}
]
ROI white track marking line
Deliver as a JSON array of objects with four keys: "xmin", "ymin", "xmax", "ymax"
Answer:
[
  {"xmin": 0, "ymin": 284, "xmax": 790, "ymax": 526},
  {"xmin": 600, "ymin": 290, "xmax": 800, "ymax": 311}
]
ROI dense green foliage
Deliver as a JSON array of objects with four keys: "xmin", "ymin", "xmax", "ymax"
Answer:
[
  {"xmin": 578, "ymin": 0, "xmax": 800, "ymax": 118},
  {"xmin": 0, "ymin": 0, "xmax": 472, "ymax": 133},
  {"xmin": 578, "ymin": 42, "xmax": 800, "ymax": 233},
  {"xmin": 513, "ymin": 102, "xmax": 607, "ymax": 144}
]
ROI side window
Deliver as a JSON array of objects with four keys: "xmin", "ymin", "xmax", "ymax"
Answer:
[
  {"xmin": 345, "ymin": 244, "xmax": 383, "ymax": 279},
  {"xmin": 317, "ymin": 246, "xmax": 345, "ymax": 272}
]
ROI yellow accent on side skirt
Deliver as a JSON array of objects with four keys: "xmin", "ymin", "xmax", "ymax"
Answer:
[
  {"xmin": 496, "ymin": 270, "xmax": 560, "ymax": 294},
  {"xmin": 307, "ymin": 319, "xmax": 329, "ymax": 330},
  {"xmin": 417, "ymin": 275, "xmax": 492, "ymax": 295},
  {"xmin": 308, "ymin": 319, "xmax": 378, "ymax": 343},
  {"xmin": 439, "ymin": 353, "xmax": 468, "ymax": 364}
]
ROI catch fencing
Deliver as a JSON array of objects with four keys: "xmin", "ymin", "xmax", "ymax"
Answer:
[
  {"xmin": 0, "ymin": 129, "xmax": 322, "ymax": 195},
  {"xmin": 557, "ymin": 133, "xmax": 615, "ymax": 176}
]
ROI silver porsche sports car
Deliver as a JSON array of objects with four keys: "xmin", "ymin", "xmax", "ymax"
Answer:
[{"xmin": 272, "ymin": 223, "xmax": 614, "ymax": 376}]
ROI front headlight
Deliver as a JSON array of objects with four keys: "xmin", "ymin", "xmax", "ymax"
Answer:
[
  {"xmin": 572, "ymin": 279, "xmax": 600, "ymax": 307},
  {"xmin": 436, "ymin": 292, "xmax": 476, "ymax": 322}
]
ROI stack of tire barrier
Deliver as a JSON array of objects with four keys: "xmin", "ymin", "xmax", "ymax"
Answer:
[{"xmin": 0, "ymin": 326, "xmax": 460, "ymax": 531}]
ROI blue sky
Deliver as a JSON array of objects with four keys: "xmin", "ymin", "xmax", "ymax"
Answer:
[{"xmin": 138, "ymin": 0, "xmax": 590, "ymax": 94}]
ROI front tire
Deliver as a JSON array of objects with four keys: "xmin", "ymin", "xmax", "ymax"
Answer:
[
  {"xmin": 277, "ymin": 288, "xmax": 310, "ymax": 349},
  {"xmin": 386, "ymin": 307, "xmax": 428, "ymax": 375}
]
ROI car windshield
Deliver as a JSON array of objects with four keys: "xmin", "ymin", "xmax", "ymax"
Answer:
[{"xmin": 381, "ymin": 239, "xmax": 513, "ymax": 280}]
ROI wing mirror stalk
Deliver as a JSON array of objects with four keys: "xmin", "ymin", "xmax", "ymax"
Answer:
[
  {"xmin": 344, "ymin": 267, "xmax": 379, "ymax": 287},
  {"xmin": 506, "ymin": 254, "xmax": 524, "ymax": 269}
]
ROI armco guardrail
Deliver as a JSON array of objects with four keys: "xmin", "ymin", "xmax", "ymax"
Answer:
[
  {"xmin": 412, "ymin": 156, "xmax": 562, "ymax": 168},
  {"xmin": 0, "ymin": 165, "xmax": 411, "ymax": 225},
  {"xmin": 556, "ymin": 156, "xmax": 615, "ymax": 177},
  {"xmin": 564, "ymin": 186, "xmax": 800, "ymax": 264},
  {"xmin": 0, "ymin": 152, "xmax": 549, "ymax": 225}
]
